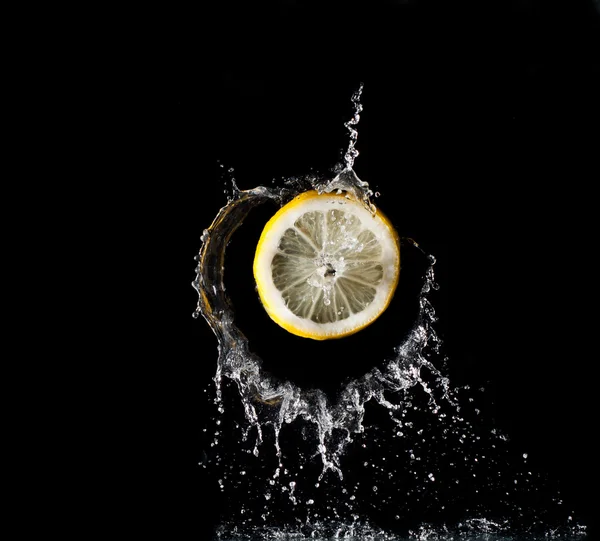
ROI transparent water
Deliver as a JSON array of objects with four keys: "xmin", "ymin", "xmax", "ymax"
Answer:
[{"xmin": 192, "ymin": 87, "xmax": 587, "ymax": 540}]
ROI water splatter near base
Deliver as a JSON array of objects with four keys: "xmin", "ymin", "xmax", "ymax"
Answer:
[{"xmin": 215, "ymin": 517, "xmax": 587, "ymax": 541}]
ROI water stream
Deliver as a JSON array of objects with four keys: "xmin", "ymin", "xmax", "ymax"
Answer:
[{"xmin": 192, "ymin": 87, "xmax": 587, "ymax": 540}]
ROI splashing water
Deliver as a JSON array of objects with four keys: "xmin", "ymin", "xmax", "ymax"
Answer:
[
  {"xmin": 193, "ymin": 167, "xmax": 411, "ymax": 477},
  {"xmin": 192, "ymin": 89, "xmax": 587, "ymax": 539}
]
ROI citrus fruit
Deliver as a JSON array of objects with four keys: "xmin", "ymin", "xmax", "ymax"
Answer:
[{"xmin": 253, "ymin": 190, "xmax": 400, "ymax": 340}]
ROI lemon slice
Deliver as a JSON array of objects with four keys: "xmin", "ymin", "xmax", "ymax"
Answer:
[{"xmin": 253, "ymin": 190, "xmax": 400, "ymax": 340}]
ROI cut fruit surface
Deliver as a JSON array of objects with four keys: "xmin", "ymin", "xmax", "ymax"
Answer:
[{"xmin": 253, "ymin": 190, "xmax": 400, "ymax": 340}]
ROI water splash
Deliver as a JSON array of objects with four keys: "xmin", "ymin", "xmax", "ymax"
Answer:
[
  {"xmin": 193, "ymin": 168, "xmax": 430, "ymax": 477},
  {"xmin": 192, "ymin": 88, "xmax": 587, "ymax": 539}
]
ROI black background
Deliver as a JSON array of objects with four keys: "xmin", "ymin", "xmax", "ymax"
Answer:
[{"xmin": 119, "ymin": 1, "xmax": 599, "ymax": 538}]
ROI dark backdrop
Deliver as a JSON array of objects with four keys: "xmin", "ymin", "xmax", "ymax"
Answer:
[{"xmin": 121, "ymin": 1, "xmax": 599, "ymax": 538}]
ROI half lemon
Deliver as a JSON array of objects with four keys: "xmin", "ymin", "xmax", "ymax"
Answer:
[{"xmin": 253, "ymin": 190, "xmax": 400, "ymax": 340}]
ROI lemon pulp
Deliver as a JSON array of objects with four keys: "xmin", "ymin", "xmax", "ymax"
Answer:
[{"xmin": 253, "ymin": 191, "xmax": 400, "ymax": 340}]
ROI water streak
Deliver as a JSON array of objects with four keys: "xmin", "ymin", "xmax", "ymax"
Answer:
[{"xmin": 343, "ymin": 83, "xmax": 364, "ymax": 170}]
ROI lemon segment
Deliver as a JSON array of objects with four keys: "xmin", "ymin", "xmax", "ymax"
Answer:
[{"xmin": 253, "ymin": 190, "xmax": 400, "ymax": 340}]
